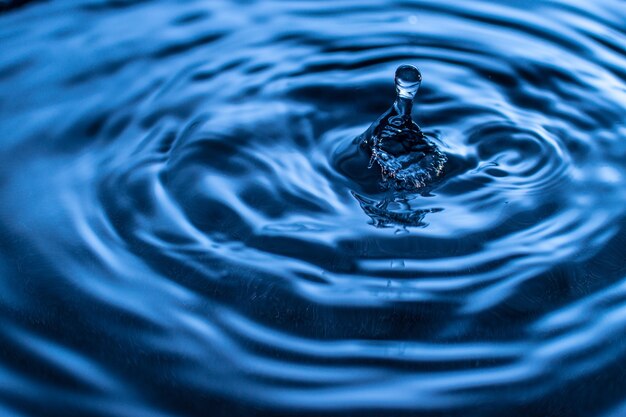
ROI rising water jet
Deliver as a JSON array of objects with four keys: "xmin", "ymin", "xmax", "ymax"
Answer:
[{"xmin": 356, "ymin": 65, "xmax": 447, "ymax": 190}]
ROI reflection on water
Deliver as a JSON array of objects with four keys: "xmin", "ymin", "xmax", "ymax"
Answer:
[{"xmin": 0, "ymin": 0, "xmax": 625, "ymax": 416}]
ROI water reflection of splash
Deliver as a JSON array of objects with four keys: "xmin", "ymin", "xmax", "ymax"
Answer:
[{"xmin": 353, "ymin": 192, "xmax": 442, "ymax": 228}]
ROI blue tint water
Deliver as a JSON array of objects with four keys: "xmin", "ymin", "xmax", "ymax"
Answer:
[{"xmin": 0, "ymin": 1, "xmax": 625, "ymax": 416}]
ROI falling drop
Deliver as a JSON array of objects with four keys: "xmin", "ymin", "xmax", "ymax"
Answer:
[{"xmin": 356, "ymin": 64, "xmax": 447, "ymax": 190}]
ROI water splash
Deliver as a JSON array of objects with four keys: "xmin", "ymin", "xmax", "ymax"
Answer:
[{"xmin": 357, "ymin": 65, "xmax": 447, "ymax": 190}]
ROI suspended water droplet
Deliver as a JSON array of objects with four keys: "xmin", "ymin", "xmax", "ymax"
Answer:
[{"xmin": 395, "ymin": 64, "xmax": 422, "ymax": 100}]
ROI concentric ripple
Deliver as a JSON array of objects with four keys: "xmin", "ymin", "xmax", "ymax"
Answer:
[{"xmin": 0, "ymin": 0, "xmax": 625, "ymax": 416}]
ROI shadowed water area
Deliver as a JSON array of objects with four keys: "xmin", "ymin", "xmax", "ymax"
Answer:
[{"xmin": 0, "ymin": 1, "xmax": 625, "ymax": 416}]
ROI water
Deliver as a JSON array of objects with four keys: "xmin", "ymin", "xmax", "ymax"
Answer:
[
  {"xmin": 0, "ymin": 1, "xmax": 625, "ymax": 416},
  {"xmin": 353, "ymin": 64, "xmax": 448, "ymax": 191}
]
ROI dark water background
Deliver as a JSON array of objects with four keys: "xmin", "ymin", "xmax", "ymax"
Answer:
[{"xmin": 1, "ymin": 1, "xmax": 626, "ymax": 416}]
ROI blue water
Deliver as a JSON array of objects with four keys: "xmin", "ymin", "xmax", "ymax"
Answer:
[{"xmin": 1, "ymin": 1, "xmax": 625, "ymax": 416}]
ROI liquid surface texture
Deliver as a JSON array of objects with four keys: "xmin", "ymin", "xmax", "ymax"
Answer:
[{"xmin": 0, "ymin": 1, "xmax": 625, "ymax": 416}]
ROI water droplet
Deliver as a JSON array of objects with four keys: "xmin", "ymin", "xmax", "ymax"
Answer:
[{"xmin": 395, "ymin": 64, "xmax": 421, "ymax": 100}]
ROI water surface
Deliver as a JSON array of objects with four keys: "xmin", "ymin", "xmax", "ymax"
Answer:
[{"xmin": 0, "ymin": 1, "xmax": 625, "ymax": 416}]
